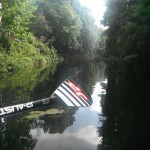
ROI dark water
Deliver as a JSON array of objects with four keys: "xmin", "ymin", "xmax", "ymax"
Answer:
[
  {"xmin": 0, "ymin": 57, "xmax": 150, "ymax": 150},
  {"xmin": 99, "ymin": 60, "xmax": 150, "ymax": 150}
]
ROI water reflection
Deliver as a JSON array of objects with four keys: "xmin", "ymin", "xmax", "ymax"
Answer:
[
  {"xmin": 31, "ymin": 126, "xmax": 99, "ymax": 150},
  {"xmin": 98, "ymin": 61, "xmax": 150, "ymax": 150},
  {"xmin": 0, "ymin": 58, "xmax": 108, "ymax": 150},
  {"xmin": 91, "ymin": 81, "xmax": 107, "ymax": 113},
  {"xmin": 0, "ymin": 65, "xmax": 58, "ymax": 107},
  {"xmin": 0, "ymin": 106, "xmax": 78, "ymax": 149},
  {"xmin": 28, "ymin": 58, "xmax": 107, "ymax": 150},
  {"xmin": 29, "ymin": 78, "xmax": 106, "ymax": 150}
]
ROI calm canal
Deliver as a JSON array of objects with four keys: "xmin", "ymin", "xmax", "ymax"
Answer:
[{"xmin": 0, "ymin": 57, "xmax": 149, "ymax": 150}]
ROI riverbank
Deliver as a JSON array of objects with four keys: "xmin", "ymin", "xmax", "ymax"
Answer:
[{"xmin": 0, "ymin": 37, "xmax": 63, "ymax": 77}]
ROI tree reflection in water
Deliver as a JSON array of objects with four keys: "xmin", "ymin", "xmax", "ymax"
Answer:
[
  {"xmin": 98, "ymin": 61, "xmax": 150, "ymax": 150},
  {"xmin": 0, "ymin": 57, "xmax": 108, "ymax": 150},
  {"xmin": 0, "ymin": 106, "xmax": 78, "ymax": 150}
]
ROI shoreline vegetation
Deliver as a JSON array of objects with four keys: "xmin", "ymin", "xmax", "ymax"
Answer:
[
  {"xmin": 0, "ymin": 0, "xmax": 62, "ymax": 76},
  {"xmin": 0, "ymin": 0, "xmax": 102, "ymax": 76},
  {"xmin": 0, "ymin": 35, "xmax": 63, "ymax": 76},
  {"xmin": 102, "ymin": 0, "xmax": 150, "ymax": 63},
  {"xmin": 1, "ymin": 0, "xmax": 149, "ymax": 77}
]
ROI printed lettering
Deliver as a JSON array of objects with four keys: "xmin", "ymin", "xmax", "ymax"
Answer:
[
  {"xmin": 25, "ymin": 102, "xmax": 33, "ymax": 108},
  {"xmin": 15, "ymin": 104, "xmax": 24, "ymax": 111},
  {"xmin": 0, "ymin": 102, "xmax": 34, "ymax": 117},
  {"xmin": 0, "ymin": 108, "xmax": 5, "ymax": 116},
  {"xmin": 11, "ymin": 106, "xmax": 15, "ymax": 112},
  {"xmin": 4, "ymin": 107, "xmax": 13, "ymax": 114}
]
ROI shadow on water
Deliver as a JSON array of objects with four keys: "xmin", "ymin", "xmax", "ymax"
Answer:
[{"xmin": 98, "ymin": 60, "xmax": 150, "ymax": 150}]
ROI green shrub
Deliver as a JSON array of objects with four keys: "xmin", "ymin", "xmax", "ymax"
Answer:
[{"xmin": 0, "ymin": 31, "xmax": 62, "ymax": 76}]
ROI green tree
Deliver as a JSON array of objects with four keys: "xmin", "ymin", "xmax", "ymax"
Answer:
[
  {"xmin": 102, "ymin": 0, "xmax": 150, "ymax": 61},
  {"xmin": 1, "ymin": 0, "xmax": 36, "ymax": 43},
  {"xmin": 30, "ymin": 0, "xmax": 82, "ymax": 51},
  {"xmin": 71, "ymin": 2, "xmax": 102, "ymax": 56},
  {"xmin": 30, "ymin": 0, "xmax": 102, "ymax": 56},
  {"xmin": 0, "ymin": 0, "xmax": 60, "ymax": 74}
]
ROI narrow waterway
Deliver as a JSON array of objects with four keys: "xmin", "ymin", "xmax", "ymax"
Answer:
[
  {"xmin": 0, "ymin": 57, "xmax": 149, "ymax": 150},
  {"xmin": 0, "ymin": 58, "xmax": 107, "ymax": 150}
]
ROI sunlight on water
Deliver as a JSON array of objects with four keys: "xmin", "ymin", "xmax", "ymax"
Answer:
[
  {"xmin": 90, "ymin": 79, "xmax": 107, "ymax": 113},
  {"xmin": 91, "ymin": 82, "xmax": 103, "ymax": 113}
]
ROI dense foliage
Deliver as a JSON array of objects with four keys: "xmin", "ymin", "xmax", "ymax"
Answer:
[
  {"xmin": 71, "ymin": 0, "xmax": 101, "ymax": 55},
  {"xmin": 102, "ymin": 0, "xmax": 150, "ymax": 61},
  {"xmin": 0, "ymin": 0, "xmax": 101, "ymax": 74},
  {"xmin": 30, "ymin": 0, "xmax": 82, "ymax": 50},
  {"xmin": 98, "ymin": 61, "xmax": 150, "ymax": 150},
  {"xmin": 29, "ymin": 0, "xmax": 101, "ymax": 55},
  {"xmin": 0, "ymin": 0, "xmax": 60, "ymax": 75}
]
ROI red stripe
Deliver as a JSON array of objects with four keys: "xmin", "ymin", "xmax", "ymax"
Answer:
[{"xmin": 67, "ymin": 80, "xmax": 89, "ymax": 101}]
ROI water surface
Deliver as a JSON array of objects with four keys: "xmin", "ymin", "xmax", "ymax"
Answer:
[
  {"xmin": 1, "ymin": 58, "xmax": 149, "ymax": 150},
  {"xmin": 0, "ymin": 58, "xmax": 107, "ymax": 150}
]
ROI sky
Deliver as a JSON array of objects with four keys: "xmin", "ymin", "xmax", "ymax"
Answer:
[{"xmin": 79, "ymin": 0, "xmax": 106, "ymax": 27}]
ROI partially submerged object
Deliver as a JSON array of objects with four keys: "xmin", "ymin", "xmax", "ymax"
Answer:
[{"xmin": 0, "ymin": 78, "xmax": 93, "ymax": 118}]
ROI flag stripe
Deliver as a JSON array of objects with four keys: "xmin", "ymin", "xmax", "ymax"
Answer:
[
  {"xmin": 54, "ymin": 89, "xmax": 74, "ymax": 106},
  {"xmin": 64, "ymin": 81, "xmax": 91, "ymax": 106},
  {"xmin": 58, "ymin": 86, "xmax": 81, "ymax": 107},
  {"xmin": 66, "ymin": 80, "xmax": 92, "ymax": 105},
  {"xmin": 62, "ymin": 83, "xmax": 88, "ymax": 106},
  {"xmin": 81, "ymin": 97, "xmax": 92, "ymax": 105},
  {"xmin": 60, "ymin": 84, "xmax": 85, "ymax": 107},
  {"xmin": 62, "ymin": 82, "xmax": 89, "ymax": 106}
]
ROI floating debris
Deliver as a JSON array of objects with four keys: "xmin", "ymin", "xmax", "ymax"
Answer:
[{"xmin": 24, "ymin": 109, "xmax": 64, "ymax": 120}]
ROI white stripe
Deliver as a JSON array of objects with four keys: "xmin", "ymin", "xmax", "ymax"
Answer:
[
  {"xmin": 81, "ymin": 97, "xmax": 91, "ymax": 106},
  {"xmin": 63, "ymin": 82, "xmax": 90, "ymax": 106},
  {"xmin": 58, "ymin": 86, "xmax": 81, "ymax": 107},
  {"xmin": 54, "ymin": 90, "xmax": 74, "ymax": 106},
  {"xmin": 62, "ymin": 83, "xmax": 87, "ymax": 106}
]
